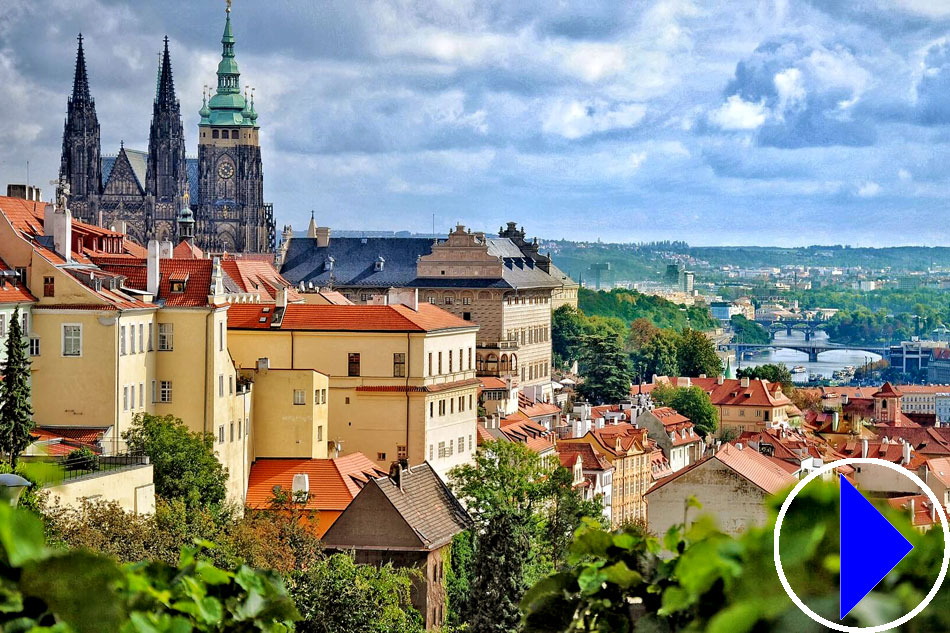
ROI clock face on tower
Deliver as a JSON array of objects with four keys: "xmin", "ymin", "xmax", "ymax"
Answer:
[{"xmin": 217, "ymin": 161, "xmax": 234, "ymax": 179}]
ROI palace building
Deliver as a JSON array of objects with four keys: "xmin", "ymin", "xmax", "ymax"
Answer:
[{"xmin": 59, "ymin": 5, "xmax": 275, "ymax": 254}]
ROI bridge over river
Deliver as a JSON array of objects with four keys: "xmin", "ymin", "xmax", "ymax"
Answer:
[{"xmin": 719, "ymin": 341, "xmax": 889, "ymax": 363}]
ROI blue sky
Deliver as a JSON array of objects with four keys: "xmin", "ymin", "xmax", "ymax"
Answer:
[{"xmin": 3, "ymin": 0, "xmax": 950, "ymax": 246}]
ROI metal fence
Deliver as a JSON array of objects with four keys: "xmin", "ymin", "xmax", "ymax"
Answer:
[{"xmin": 58, "ymin": 451, "xmax": 149, "ymax": 482}]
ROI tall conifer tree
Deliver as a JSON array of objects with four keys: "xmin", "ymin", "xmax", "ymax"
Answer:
[{"xmin": 0, "ymin": 307, "xmax": 34, "ymax": 466}]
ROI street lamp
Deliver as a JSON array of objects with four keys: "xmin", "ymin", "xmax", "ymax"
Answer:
[{"xmin": 0, "ymin": 474, "xmax": 31, "ymax": 507}]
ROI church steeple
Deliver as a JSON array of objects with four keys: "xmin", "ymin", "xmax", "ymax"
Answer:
[
  {"xmin": 60, "ymin": 33, "xmax": 102, "ymax": 223},
  {"xmin": 146, "ymin": 35, "xmax": 187, "ymax": 214},
  {"xmin": 205, "ymin": 1, "xmax": 253, "ymax": 127}
]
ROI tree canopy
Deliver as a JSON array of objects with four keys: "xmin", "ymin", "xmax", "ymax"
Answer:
[
  {"xmin": 652, "ymin": 384, "xmax": 719, "ymax": 436},
  {"xmin": 577, "ymin": 333, "xmax": 632, "ymax": 404}
]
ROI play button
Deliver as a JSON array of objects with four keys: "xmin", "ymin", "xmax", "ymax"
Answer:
[
  {"xmin": 839, "ymin": 474, "xmax": 913, "ymax": 619},
  {"xmin": 774, "ymin": 457, "xmax": 950, "ymax": 632}
]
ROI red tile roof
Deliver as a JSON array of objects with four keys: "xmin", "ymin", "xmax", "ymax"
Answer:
[
  {"xmin": 246, "ymin": 454, "xmax": 387, "ymax": 536},
  {"xmin": 657, "ymin": 376, "xmax": 793, "ymax": 408},
  {"xmin": 354, "ymin": 378, "xmax": 480, "ymax": 394},
  {"xmin": 95, "ymin": 258, "xmax": 216, "ymax": 308},
  {"xmin": 873, "ymin": 382, "xmax": 903, "ymax": 398},
  {"xmin": 648, "ymin": 443, "xmax": 797, "ymax": 497},
  {"xmin": 556, "ymin": 441, "xmax": 612, "ymax": 472},
  {"xmin": 498, "ymin": 417, "xmax": 556, "ymax": 454},
  {"xmin": 173, "ymin": 240, "xmax": 204, "ymax": 259},
  {"xmin": 479, "ymin": 377, "xmax": 508, "ymax": 390},
  {"xmin": 227, "ymin": 302, "xmax": 477, "ymax": 333},
  {"xmin": 221, "ymin": 258, "xmax": 301, "ymax": 303},
  {"xmin": 0, "ymin": 258, "xmax": 35, "ymax": 304},
  {"xmin": 887, "ymin": 494, "xmax": 940, "ymax": 528}
]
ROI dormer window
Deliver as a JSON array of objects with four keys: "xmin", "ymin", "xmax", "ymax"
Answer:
[
  {"xmin": 375, "ymin": 256, "xmax": 385, "ymax": 272},
  {"xmin": 169, "ymin": 272, "xmax": 189, "ymax": 294}
]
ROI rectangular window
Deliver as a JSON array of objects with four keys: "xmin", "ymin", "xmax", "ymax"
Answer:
[
  {"xmin": 398, "ymin": 445, "xmax": 408, "ymax": 460},
  {"xmin": 348, "ymin": 353, "xmax": 360, "ymax": 377},
  {"xmin": 218, "ymin": 374, "xmax": 224, "ymax": 397},
  {"xmin": 139, "ymin": 382, "xmax": 144, "ymax": 408},
  {"xmin": 218, "ymin": 426, "xmax": 225, "ymax": 443},
  {"xmin": 138, "ymin": 324, "xmax": 144, "ymax": 353},
  {"xmin": 123, "ymin": 386, "xmax": 129, "ymax": 411},
  {"xmin": 448, "ymin": 439, "xmax": 454, "ymax": 456},
  {"xmin": 458, "ymin": 436, "xmax": 465, "ymax": 452},
  {"xmin": 468, "ymin": 435, "xmax": 472, "ymax": 451},
  {"xmin": 321, "ymin": 389, "xmax": 327, "ymax": 403},
  {"xmin": 0, "ymin": 315, "xmax": 4, "ymax": 337},
  {"xmin": 158, "ymin": 323, "xmax": 173, "ymax": 350},
  {"xmin": 293, "ymin": 389, "xmax": 306, "ymax": 405},
  {"xmin": 238, "ymin": 420, "xmax": 243, "ymax": 439},
  {"xmin": 429, "ymin": 444, "xmax": 434, "ymax": 460},
  {"xmin": 450, "ymin": 399, "xmax": 454, "ymax": 414},
  {"xmin": 130, "ymin": 323, "xmax": 137, "ymax": 354},
  {"xmin": 463, "ymin": 297, "xmax": 471, "ymax": 305},
  {"xmin": 219, "ymin": 322, "xmax": 224, "ymax": 352},
  {"xmin": 428, "ymin": 352, "xmax": 433, "ymax": 376},
  {"xmin": 160, "ymin": 381, "xmax": 173, "ymax": 403},
  {"xmin": 229, "ymin": 376, "xmax": 234, "ymax": 395},
  {"xmin": 151, "ymin": 380, "xmax": 156, "ymax": 403},
  {"xmin": 119, "ymin": 325, "xmax": 126, "ymax": 355},
  {"xmin": 230, "ymin": 422, "xmax": 235, "ymax": 442},
  {"xmin": 317, "ymin": 425, "xmax": 323, "ymax": 442},
  {"xmin": 393, "ymin": 353, "xmax": 406, "ymax": 377},
  {"xmin": 62, "ymin": 324, "xmax": 81, "ymax": 356},
  {"xmin": 438, "ymin": 352, "xmax": 443, "ymax": 374},
  {"xmin": 468, "ymin": 348, "xmax": 472, "ymax": 370},
  {"xmin": 377, "ymin": 452, "xmax": 387, "ymax": 461},
  {"xmin": 463, "ymin": 312, "xmax": 471, "ymax": 321},
  {"xmin": 148, "ymin": 323, "xmax": 154, "ymax": 350},
  {"xmin": 130, "ymin": 384, "xmax": 135, "ymax": 410},
  {"xmin": 438, "ymin": 441, "xmax": 446, "ymax": 458},
  {"xmin": 430, "ymin": 402, "xmax": 434, "ymax": 418},
  {"xmin": 449, "ymin": 350, "xmax": 453, "ymax": 372},
  {"xmin": 315, "ymin": 389, "xmax": 320, "ymax": 404},
  {"xmin": 43, "ymin": 276, "xmax": 54, "ymax": 297},
  {"xmin": 469, "ymin": 394, "xmax": 473, "ymax": 409}
]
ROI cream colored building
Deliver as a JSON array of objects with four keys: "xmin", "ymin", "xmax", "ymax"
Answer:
[
  {"xmin": 279, "ymin": 222, "xmax": 577, "ymax": 404},
  {"xmin": 227, "ymin": 294, "xmax": 479, "ymax": 477}
]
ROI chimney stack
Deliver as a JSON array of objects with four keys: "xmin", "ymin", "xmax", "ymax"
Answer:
[
  {"xmin": 316, "ymin": 227, "xmax": 331, "ymax": 247},
  {"xmin": 902, "ymin": 440, "xmax": 912, "ymax": 465},
  {"xmin": 159, "ymin": 240, "xmax": 173, "ymax": 259},
  {"xmin": 717, "ymin": 375, "xmax": 724, "ymax": 385},
  {"xmin": 740, "ymin": 376, "xmax": 751, "ymax": 388},
  {"xmin": 276, "ymin": 286, "xmax": 288, "ymax": 309},
  {"xmin": 147, "ymin": 240, "xmax": 160, "ymax": 296},
  {"xmin": 861, "ymin": 438, "xmax": 869, "ymax": 459}
]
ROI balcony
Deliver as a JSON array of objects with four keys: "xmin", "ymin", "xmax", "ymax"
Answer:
[{"xmin": 477, "ymin": 339, "xmax": 520, "ymax": 352}]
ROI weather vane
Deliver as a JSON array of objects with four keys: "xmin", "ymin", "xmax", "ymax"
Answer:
[{"xmin": 226, "ymin": 0, "xmax": 231, "ymax": 13}]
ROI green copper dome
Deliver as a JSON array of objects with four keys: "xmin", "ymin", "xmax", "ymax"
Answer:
[{"xmin": 202, "ymin": 8, "xmax": 255, "ymax": 127}]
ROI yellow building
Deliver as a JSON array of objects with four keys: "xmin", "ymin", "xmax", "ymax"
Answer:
[
  {"xmin": 226, "ymin": 293, "xmax": 480, "ymax": 477},
  {"xmin": 559, "ymin": 423, "xmax": 652, "ymax": 528},
  {"xmin": 0, "ymin": 194, "xmax": 328, "ymax": 504}
]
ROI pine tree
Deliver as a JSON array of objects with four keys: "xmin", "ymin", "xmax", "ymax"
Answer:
[
  {"xmin": 577, "ymin": 333, "xmax": 632, "ymax": 404},
  {"xmin": 0, "ymin": 307, "xmax": 34, "ymax": 466},
  {"xmin": 469, "ymin": 510, "xmax": 529, "ymax": 633}
]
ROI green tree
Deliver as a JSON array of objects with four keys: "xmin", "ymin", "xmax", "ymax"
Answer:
[
  {"xmin": 123, "ymin": 413, "xmax": 228, "ymax": 509},
  {"xmin": 653, "ymin": 385, "xmax": 719, "ymax": 436},
  {"xmin": 634, "ymin": 330, "xmax": 679, "ymax": 380},
  {"xmin": 552, "ymin": 305, "xmax": 586, "ymax": 368},
  {"xmin": 446, "ymin": 530, "xmax": 475, "ymax": 629},
  {"xmin": 543, "ymin": 466, "xmax": 605, "ymax": 570},
  {"xmin": 730, "ymin": 314, "xmax": 770, "ymax": 344},
  {"xmin": 289, "ymin": 553, "xmax": 423, "ymax": 633},
  {"xmin": 0, "ymin": 306, "xmax": 34, "ymax": 466},
  {"xmin": 737, "ymin": 363, "xmax": 794, "ymax": 392},
  {"xmin": 577, "ymin": 333, "xmax": 632, "ymax": 404},
  {"xmin": 676, "ymin": 328, "xmax": 722, "ymax": 377},
  {"xmin": 470, "ymin": 509, "xmax": 530, "ymax": 633}
]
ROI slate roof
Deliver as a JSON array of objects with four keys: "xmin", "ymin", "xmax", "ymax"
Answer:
[
  {"xmin": 367, "ymin": 462, "xmax": 471, "ymax": 549},
  {"xmin": 279, "ymin": 235, "xmax": 563, "ymax": 291}
]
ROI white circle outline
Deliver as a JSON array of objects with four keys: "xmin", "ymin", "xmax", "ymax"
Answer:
[{"xmin": 773, "ymin": 457, "xmax": 950, "ymax": 632}]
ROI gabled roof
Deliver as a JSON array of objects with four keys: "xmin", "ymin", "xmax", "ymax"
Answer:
[
  {"xmin": 227, "ymin": 302, "xmax": 477, "ymax": 333},
  {"xmin": 0, "ymin": 257, "xmax": 35, "ymax": 304},
  {"xmin": 646, "ymin": 443, "xmax": 797, "ymax": 497},
  {"xmin": 873, "ymin": 382, "xmax": 903, "ymax": 398},
  {"xmin": 246, "ymin": 454, "xmax": 386, "ymax": 513},
  {"xmin": 497, "ymin": 417, "xmax": 557, "ymax": 454},
  {"xmin": 221, "ymin": 258, "xmax": 301, "ymax": 302},
  {"xmin": 556, "ymin": 441, "xmax": 613, "ymax": 472},
  {"xmin": 367, "ymin": 463, "xmax": 471, "ymax": 549},
  {"xmin": 95, "ymin": 258, "xmax": 216, "ymax": 308},
  {"xmin": 659, "ymin": 377, "xmax": 793, "ymax": 408}
]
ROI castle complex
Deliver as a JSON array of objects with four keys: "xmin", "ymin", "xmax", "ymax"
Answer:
[{"xmin": 58, "ymin": 6, "xmax": 275, "ymax": 253}]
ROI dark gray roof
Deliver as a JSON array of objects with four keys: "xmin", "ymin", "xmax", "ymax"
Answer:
[
  {"xmin": 102, "ymin": 153, "xmax": 199, "ymax": 202},
  {"xmin": 373, "ymin": 463, "xmax": 471, "ymax": 549},
  {"xmin": 280, "ymin": 236, "xmax": 562, "ymax": 291}
]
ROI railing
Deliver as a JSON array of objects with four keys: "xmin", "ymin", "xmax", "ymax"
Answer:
[
  {"xmin": 478, "ymin": 340, "xmax": 520, "ymax": 351},
  {"xmin": 57, "ymin": 451, "xmax": 150, "ymax": 483}
]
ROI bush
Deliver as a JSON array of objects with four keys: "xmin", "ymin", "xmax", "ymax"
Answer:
[{"xmin": 65, "ymin": 446, "xmax": 98, "ymax": 472}]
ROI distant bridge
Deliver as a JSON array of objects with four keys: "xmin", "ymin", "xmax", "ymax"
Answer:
[
  {"xmin": 719, "ymin": 342, "xmax": 889, "ymax": 363},
  {"xmin": 753, "ymin": 318, "xmax": 828, "ymax": 341}
]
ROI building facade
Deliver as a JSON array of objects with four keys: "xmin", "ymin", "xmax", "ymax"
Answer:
[
  {"xmin": 59, "ymin": 7, "xmax": 275, "ymax": 253},
  {"xmin": 280, "ymin": 223, "xmax": 576, "ymax": 402}
]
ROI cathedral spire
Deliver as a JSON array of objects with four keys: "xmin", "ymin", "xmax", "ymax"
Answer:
[
  {"xmin": 156, "ymin": 36, "xmax": 177, "ymax": 107},
  {"xmin": 71, "ymin": 34, "xmax": 92, "ymax": 105}
]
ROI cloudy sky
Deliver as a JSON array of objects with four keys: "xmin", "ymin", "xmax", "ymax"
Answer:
[{"xmin": 3, "ymin": 1, "xmax": 950, "ymax": 246}]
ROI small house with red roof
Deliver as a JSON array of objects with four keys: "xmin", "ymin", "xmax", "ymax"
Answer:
[
  {"xmin": 645, "ymin": 443, "xmax": 797, "ymax": 537},
  {"xmin": 636, "ymin": 407, "xmax": 704, "ymax": 472},
  {"xmin": 557, "ymin": 441, "xmax": 614, "ymax": 523}
]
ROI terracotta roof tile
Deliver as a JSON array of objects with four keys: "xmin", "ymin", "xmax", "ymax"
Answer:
[{"xmin": 227, "ymin": 302, "xmax": 477, "ymax": 333}]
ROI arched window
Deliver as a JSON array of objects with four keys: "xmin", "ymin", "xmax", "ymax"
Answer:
[{"xmin": 500, "ymin": 354, "xmax": 509, "ymax": 373}]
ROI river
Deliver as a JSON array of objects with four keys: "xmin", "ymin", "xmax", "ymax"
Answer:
[{"xmin": 738, "ymin": 331, "xmax": 883, "ymax": 384}]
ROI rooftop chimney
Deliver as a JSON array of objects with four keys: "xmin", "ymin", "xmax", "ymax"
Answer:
[
  {"xmin": 740, "ymin": 376, "xmax": 751, "ymax": 388},
  {"xmin": 387, "ymin": 287, "xmax": 419, "ymax": 311},
  {"xmin": 276, "ymin": 286, "xmax": 288, "ymax": 309},
  {"xmin": 861, "ymin": 438, "xmax": 868, "ymax": 459},
  {"xmin": 717, "ymin": 375, "xmax": 724, "ymax": 385},
  {"xmin": 257, "ymin": 357, "xmax": 270, "ymax": 371},
  {"xmin": 902, "ymin": 440, "xmax": 912, "ymax": 465},
  {"xmin": 316, "ymin": 227, "xmax": 331, "ymax": 248},
  {"xmin": 291, "ymin": 473, "xmax": 310, "ymax": 500},
  {"xmin": 147, "ymin": 240, "xmax": 160, "ymax": 296},
  {"xmin": 159, "ymin": 240, "xmax": 173, "ymax": 259}
]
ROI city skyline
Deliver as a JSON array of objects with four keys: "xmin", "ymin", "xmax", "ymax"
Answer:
[{"xmin": 4, "ymin": 1, "xmax": 950, "ymax": 246}]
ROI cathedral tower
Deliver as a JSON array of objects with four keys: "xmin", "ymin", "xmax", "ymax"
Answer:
[
  {"xmin": 145, "ymin": 36, "xmax": 188, "ymax": 242},
  {"xmin": 60, "ymin": 34, "xmax": 102, "ymax": 223},
  {"xmin": 196, "ymin": 4, "xmax": 274, "ymax": 253}
]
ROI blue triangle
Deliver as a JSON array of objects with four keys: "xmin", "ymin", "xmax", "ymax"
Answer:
[{"xmin": 839, "ymin": 474, "xmax": 914, "ymax": 620}]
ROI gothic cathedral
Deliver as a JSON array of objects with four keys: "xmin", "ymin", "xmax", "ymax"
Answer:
[{"xmin": 58, "ymin": 6, "xmax": 275, "ymax": 254}]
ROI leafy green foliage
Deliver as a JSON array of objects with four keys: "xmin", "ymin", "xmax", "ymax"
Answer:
[
  {"xmin": 579, "ymin": 288, "xmax": 717, "ymax": 331},
  {"xmin": 524, "ymin": 480, "xmax": 948, "ymax": 633},
  {"xmin": 675, "ymin": 329, "xmax": 723, "ymax": 378},
  {"xmin": 449, "ymin": 441, "xmax": 604, "ymax": 631},
  {"xmin": 446, "ymin": 530, "xmax": 475, "ymax": 629},
  {"xmin": 123, "ymin": 413, "xmax": 228, "ymax": 509},
  {"xmin": 651, "ymin": 385, "xmax": 719, "ymax": 436},
  {"xmin": 577, "ymin": 333, "xmax": 632, "ymax": 405},
  {"xmin": 287, "ymin": 553, "xmax": 423, "ymax": 633},
  {"xmin": 737, "ymin": 363, "xmax": 794, "ymax": 392},
  {"xmin": 553, "ymin": 305, "xmax": 586, "ymax": 368},
  {"xmin": 730, "ymin": 314, "xmax": 770, "ymax": 344},
  {"xmin": 65, "ymin": 446, "xmax": 98, "ymax": 472},
  {"xmin": 0, "ymin": 503, "xmax": 299, "ymax": 632},
  {"xmin": 0, "ymin": 306, "xmax": 34, "ymax": 467}
]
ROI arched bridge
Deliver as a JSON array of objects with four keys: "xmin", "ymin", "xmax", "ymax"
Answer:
[
  {"xmin": 719, "ymin": 342, "xmax": 889, "ymax": 363},
  {"xmin": 753, "ymin": 318, "xmax": 828, "ymax": 341}
]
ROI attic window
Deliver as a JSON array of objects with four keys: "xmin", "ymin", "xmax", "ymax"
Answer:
[
  {"xmin": 262, "ymin": 306, "xmax": 271, "ymax": 313},
  {"xmin": 259, "ymin": 317, "xmax": 267, "ymax": 323},
  {"xmin": 375, "ymin": 256, "xmax": 385, "ymax": 272}
]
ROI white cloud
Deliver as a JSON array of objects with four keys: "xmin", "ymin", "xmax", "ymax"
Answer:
[
  {"xmin": 561, "ymin": 42, "xmax": 626, "ymax": 83},
  {"xmin": 541, "ymin": 99, "xmax": 647, "ymax": 139},
  {"xmin": 857, "ymin": 181, "xmax": 882, "ymax": 197},
  {"xmin": 898, "ymin": 168, "xmax": 913, "ymax": 181},
  {"xmin": 709, "ymin": 95, "xmax": 768, "ymax": 130},
  {"xmin": 774, "ymin": 67, "xmax": 805, "ymax": 116}
]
